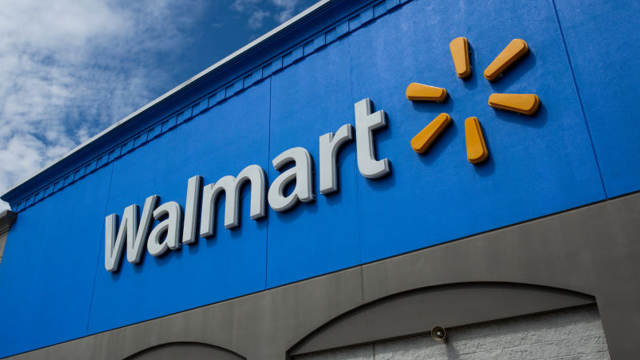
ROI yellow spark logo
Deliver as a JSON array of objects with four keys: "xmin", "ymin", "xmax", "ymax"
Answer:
[{"xmin": 406, "ymin": 38, "xmax": 540, "ymax": 164}]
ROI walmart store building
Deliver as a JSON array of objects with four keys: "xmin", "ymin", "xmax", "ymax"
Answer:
[{"xmin": 1, "ymin": 0, "xmax": 639, "ymax": 359}]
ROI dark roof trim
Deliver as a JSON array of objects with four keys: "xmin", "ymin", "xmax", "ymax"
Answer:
[{"xmin": 0, "ymin": 210, "xmax": 17, "ymax": 232}]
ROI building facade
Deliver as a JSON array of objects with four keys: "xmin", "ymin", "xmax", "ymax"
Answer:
[{"xmin": 0, "ymin": 0, "xmax": 638, "ymax": 358}]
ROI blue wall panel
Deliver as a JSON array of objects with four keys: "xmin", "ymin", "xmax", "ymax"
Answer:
[
  {"xmin": 0, "ymin": 165, "xmax": 112, "ymax": 357},
  {"xmin": 554, "ymin": 0, "xmax": 640, "ymax": 198},
  {"xmin": 265, "ymin": 0, "xmax": 606, "ymax": 286},
  {"xmin": 267, "ymin": 38, "xmax": 360, "ymax": 287},
  {"xmin": 348, "ymin": 0, "xmax": 605, "ymax": 262},
  {"xmin": 87, "ymin": 81, "xmax": 271, "ymax": 334}
]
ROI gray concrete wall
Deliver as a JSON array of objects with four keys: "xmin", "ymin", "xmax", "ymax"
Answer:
[
  {"xmin": 127, "ymin": 342, "xmax": 243, "ymax": 360},
  {"xmin": 296, "ymin": 305, "xmax": 610, "ymax": 360}
]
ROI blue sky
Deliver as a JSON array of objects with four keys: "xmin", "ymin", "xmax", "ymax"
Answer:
[{"xmin": 0, "ymin": 0, "xmax": 316, "ymax": 210}]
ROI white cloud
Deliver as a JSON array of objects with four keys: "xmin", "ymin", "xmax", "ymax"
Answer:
[
  {"xmin": 233, "ymin": 0, "xmax": 303, "ymax": 29},
  {"xmin": 248, "ymin": 9, "xmax": 271, "ymax": 29},
  {"xmin": 0, "ymin": 0, "xmax": 202, "ymax": 210},
  {"xmin": 271, "ymin": 0, "xmax": 300, "ymax": 23},
  {"xmin": 232, "ymin": 0, "xmax": 261, "ymax": 12}
]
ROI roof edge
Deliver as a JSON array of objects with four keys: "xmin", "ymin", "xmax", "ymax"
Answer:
[
  {"xmin": 2, "ymin": 0, "xmax": 409, "ymax": 210},
  {"xmin": 2, "ymin": 0, "xmax": 333, "ymax": 201}
]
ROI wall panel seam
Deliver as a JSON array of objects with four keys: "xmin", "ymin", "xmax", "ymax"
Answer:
[
  {"xmin": 84, "ymin": 162, "xmax": 116, "ymax": 335},
  {"xmin": 550, "ymin": 0, "xmax": 608, "ymax": 199},
  {"xmin": 265, "ymin": 77, "xmax": 272, "ymax": 289}
]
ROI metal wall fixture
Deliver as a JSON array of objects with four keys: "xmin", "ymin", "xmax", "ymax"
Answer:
[{"xmin": 430, "ymin": 326, "xmax": 448, "ymax": 343}]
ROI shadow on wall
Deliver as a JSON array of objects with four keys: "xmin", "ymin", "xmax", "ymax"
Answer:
[{"xmin": 125, "ymin": 342, "xmax": 244, "ymax": 360}]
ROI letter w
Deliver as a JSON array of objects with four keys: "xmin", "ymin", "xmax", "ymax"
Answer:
[{"xmin": 104, "ymin": 195, "xmax": 158, "ymax": 272}]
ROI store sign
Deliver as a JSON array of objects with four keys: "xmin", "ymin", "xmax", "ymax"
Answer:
[
  {"xmin": 105, "ymin": 37, "xmax": 540, "ymax": 272},
  {"xmin": 104, "ymin": 98, "xmax": 390, "ymax": 272}
]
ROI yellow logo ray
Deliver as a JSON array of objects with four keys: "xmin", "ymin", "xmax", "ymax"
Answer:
[
  {"xmin": 449, "ymin": 37, "xmax": 471, "ymax": 79},
  {"xmin": 410, "ymin": 113, "xmax": 451, "ymax": 153},
  {"xmin": 465, "ymin": 117, "xmax": 489, "ymax": 164},
  {"xmin": 405, "ymin": 83, "xmax": 448, "ymax": 102},
  {"xmin": 488, "ymin": 93, "xmax": 540, "ymax": 115},
  {"xmin": 483, "ymin": 39, "xmax": 528, "ymax": 81},
  {"xmin": 405, "ymin": 37, "xmax": 541, "ymax": 165}
]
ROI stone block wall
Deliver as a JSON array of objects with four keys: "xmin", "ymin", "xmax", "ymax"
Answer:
[{"xmin": 296, "ymin": 305, "xmax": 610, "ymax": 360}]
